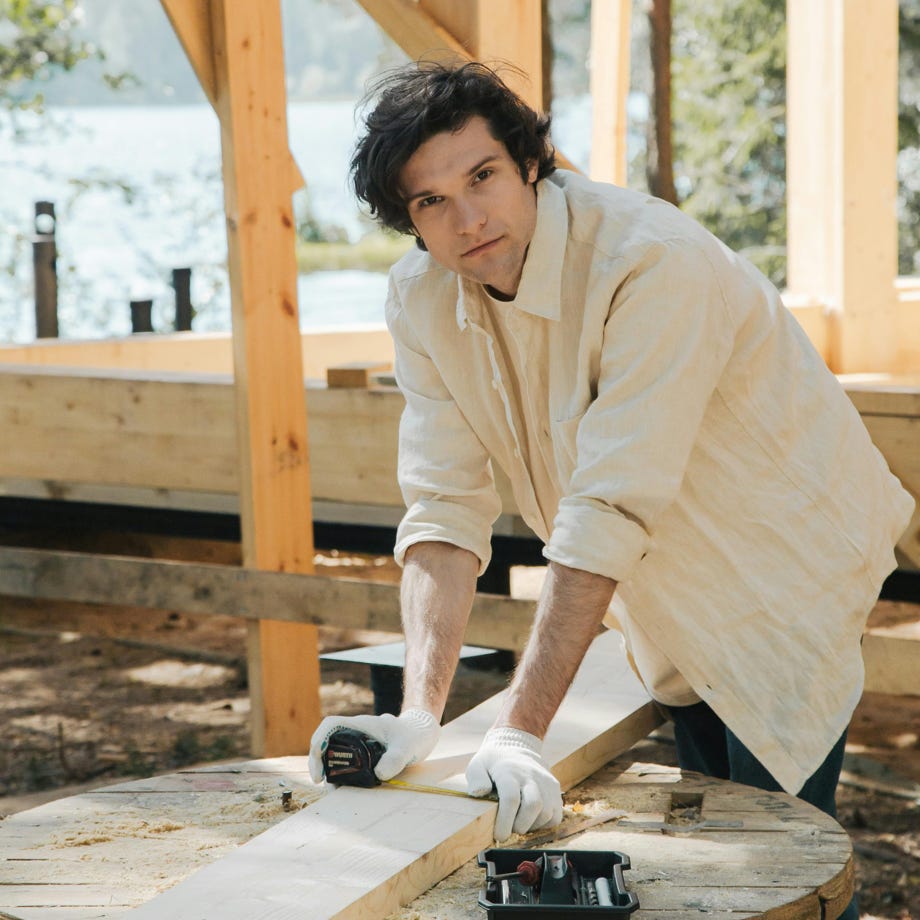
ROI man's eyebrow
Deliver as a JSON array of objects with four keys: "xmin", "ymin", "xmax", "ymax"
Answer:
[{"xmin": 404, "ymin": 155, "xmax": 501, "ymax": 205}]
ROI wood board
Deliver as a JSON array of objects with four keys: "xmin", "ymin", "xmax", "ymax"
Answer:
[
  {"xmin": 113, "ymin": 630, "xmax": 658, "ymax": 919},
  {"xmin": 0, "ymin": 546, "xmax": 535, "ymax": 653}
]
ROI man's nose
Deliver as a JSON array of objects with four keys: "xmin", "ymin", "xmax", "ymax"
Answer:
[{"xmin": 453, "ymin": 196, "xmax": 486, "ymax": 234}]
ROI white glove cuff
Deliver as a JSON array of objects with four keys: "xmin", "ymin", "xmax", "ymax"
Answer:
[
  {"xmin": 484, "ymin": 726, "xmax": 543, "ymax": 756},
  {"xmin": 400, "ymin": 708, "xmax": 439, "ymax": 731}
]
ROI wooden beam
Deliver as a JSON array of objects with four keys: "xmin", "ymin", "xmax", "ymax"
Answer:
[
  {"xmin": 357, "ymin": 0, "xmax": 544, "ymax": 109},
  {"xmin": 0, "ymin": 546, "xmax": 535, "ymax": 652},
  {"xmin": 123, "ymin": 630, "xmax": 659, "ymax": 919},
  {"xmin": 356, "ymin": 0, "xmax": 581, "ymax": 172},
  {"xmin": 352, "ymin": 0, "xmax": 469, "ymax": 61},
  {"xmin": 326, "ymin": 360, "xmax": 392, "ymax": 389},
  {"xmin": 786, "ymin": 0, "xmax": 900, "ymax": 373},
  {"xmin": 210, "ymin": 0, "xmax": 320, "ymax": 756},
  {"xmin": 160, "ymin": 0, "xmax": 304, "ymax": 195},
  {"xmin": 855, "ymin": 414, "xmax": 920, "ymax": 569},
  {"xmin": 0, "ymin": 328, "xmax": 395, "ymax": 380},
  {"xmin": 4, "ymin": 365, "xmax": 919, "ymax": 544},
  {"xmin": 589, "ymin": 0, "xmax": 632, "ymax": 185},
  {"xmin": 420, "ymin": 0, "xmax": 542, "ymax": 109},
  {"xmin": 0, "ymin": 366, "xmax": 519, "ymax": 513},
  {"xmin": 863, "ymin": 631, "xmax": 920, "ymax": 696}
]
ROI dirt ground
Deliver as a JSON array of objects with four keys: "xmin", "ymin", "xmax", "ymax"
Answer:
[{"xmin": 0, "ymin": 551, "xmax": 917, "ymax": 918}]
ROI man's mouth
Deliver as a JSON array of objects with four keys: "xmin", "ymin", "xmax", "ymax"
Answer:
[{"xmin": 462, "ymin": 237, "xmax": 502, "ymax": 258}]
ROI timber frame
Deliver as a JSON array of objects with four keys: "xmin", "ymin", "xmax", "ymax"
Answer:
[
  {"xmin": 0, "ymin": 0, "xmax": 916, "ymax": 757},
  {"xmin": 0, "ymin": 0, "xmax": 915, "ymax": 756},
  {"xmin": 0, "ymin": 1, "xmax": 917, "ymax": 913}
]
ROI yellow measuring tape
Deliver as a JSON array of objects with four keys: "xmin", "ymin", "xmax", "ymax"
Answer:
[{"xmin": 383, "ymin": 778, "xmax": 498, "ymax": 801}]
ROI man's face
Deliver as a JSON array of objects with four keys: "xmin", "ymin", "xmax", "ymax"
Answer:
[{"xmin": 399, "ymin": 116, "xmax": 539, "ymax": 299}]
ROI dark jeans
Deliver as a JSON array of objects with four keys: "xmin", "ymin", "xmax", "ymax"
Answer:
[{"xmin": 668, "ymin": 700, "xmax": 858, "ymax": 920}]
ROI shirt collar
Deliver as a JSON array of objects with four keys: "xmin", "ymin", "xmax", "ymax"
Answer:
[{"xmin": 455, "ymin": 175, "xmax": 568, "ymax": 330}]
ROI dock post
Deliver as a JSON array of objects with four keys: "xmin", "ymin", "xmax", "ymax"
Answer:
[
  {"xmin": 172, "ymin": 267, "xmax": 193, "ymax": 331},
  {"xmin": 32, "ymin": 201, "xmax": 58, "ymax": 338},
  {"xmin": 130, "ymin": 299, "xmax": 154, "ymax": 333}
]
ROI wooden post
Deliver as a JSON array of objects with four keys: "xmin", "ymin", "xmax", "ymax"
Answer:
[
  {"xmin": 32, "ymin": 201, "xmax": 58, "ymax": 339},
  {"xmin": 589, "ymin": 0, "xmax": 632, "ymax": 185},
  {"xmin": 172, "ymin": 267, "xmax": 193, "ymax": 331},
  {"xmin": 130, "ymin": 299, "xmax": 154, "ymax": 333},
  {"xmin": 786, "ymin": 0, "xmax": 900, "ymax": 373},
  {"xmin": 159, "ymin": 0, "xmax": 305, "ymax": 197},
  {"xmin": 209, "ymin": 0, "xmax": 320, "ymax": 756}
]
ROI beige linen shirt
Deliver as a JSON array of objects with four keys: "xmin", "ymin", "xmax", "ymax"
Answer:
[{"xmin": 385, "ymin": 170, "xmax": 914, "ymax": 794}]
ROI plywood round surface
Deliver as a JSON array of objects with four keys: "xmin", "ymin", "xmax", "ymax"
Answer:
[
  {"xmin": 395, "ymin": 760, "xmax": 854, "ymax": 920},
  {"xmin": 0, "ymin": 759, "xmax": 852, "ymax": 920}
]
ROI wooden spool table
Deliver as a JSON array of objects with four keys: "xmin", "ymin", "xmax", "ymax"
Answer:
[{"xmin": 0, "ymin": 756, "xmax": 852, "ymax": 920}]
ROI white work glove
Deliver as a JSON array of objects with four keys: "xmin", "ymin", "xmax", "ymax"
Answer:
[
  {"xmin": 308, "ymin": 708, "xmax": 440, "ymax": 784},
  {"xmin": 466, "ymin": 727, "xmax": 563, "ymax": 842}
]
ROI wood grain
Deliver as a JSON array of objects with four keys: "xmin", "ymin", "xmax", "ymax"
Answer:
[
  {"xmin": 0, "ymin": 546, "xmax": 536, "ymax": 652},
  {"xmin": 121, "ymin": 630, "xmax": 658, "ymax": 919},
  {"xmin": 210, "ymin": 0, "xmax": 320, "ymax": 755}
]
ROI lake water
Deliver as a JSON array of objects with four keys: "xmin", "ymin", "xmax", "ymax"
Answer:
[{"xmin": 0, "ymin": 98, "xmax": 592, "ymax": 343}]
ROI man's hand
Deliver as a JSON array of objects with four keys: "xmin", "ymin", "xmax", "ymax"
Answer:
[
  {"xmin": 308, "ymin": 708, "xmax": 440, "ymax": 783},
  {"xmin": 466, "ymin": 727, "xmax": 563, "ymax": 842}
]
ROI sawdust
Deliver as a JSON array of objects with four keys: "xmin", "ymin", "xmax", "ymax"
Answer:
[
  {"xmin": 57, "ymin": 833, "xmax": 114, "ymax": 846},
  {"xmin": 0, "ymin": 557, "xmax": 916, "ymax": 918}
]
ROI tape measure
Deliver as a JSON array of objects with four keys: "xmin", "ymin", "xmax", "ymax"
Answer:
[
  {"xmin": 322, "ymin": 727, "xmax": 497, "ymax": 801},
  {"xmin": 322, "ymin": 728, "xmax": 385, "ymax": 788}
]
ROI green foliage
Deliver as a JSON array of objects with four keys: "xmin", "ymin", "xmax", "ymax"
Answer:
[
  {"xmin": 296, "ymin": 229, "xmax": 413, "ymax": 275},
  {"xmin": 0, "ymin": 0, "xmax": 101, "ymax": 113},
  {"xmin": 671, "ymin": 0, "xmax": 788, "ymax": 286}
]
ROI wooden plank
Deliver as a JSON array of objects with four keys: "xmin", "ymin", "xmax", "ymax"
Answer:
[
  {"xmin": 589, "ymin": 0, "xmax": 632, "ymax": 185},
  {"xmin": 326, "ymin": 361, "xmax": 392, "ymax": 389},
  {"xmin": 159, "ymin": 0, "xmax": 304, "ymax": 194},
  {"xmin": 0, "ymin": 546, "xmax": 535, "ymax": 652},
  {"xmin": 0, "ymin": 328, "xmax": 395, "ymax": 380},
  {"xmin": 863, "ymin": 631, "xmax": 920, "ymax": 695},
  {"xmin": 124, "ymin": 630, "xmax": 659, "ymax": 919},
  {"xmin": 856, "ymin": 414, "xmax": 920, "ymax": 569},
  {"xmin": 210, "ymin": 0, "xmax": 319, "ymax": 756},
  {"xmin": 0, "ymin": 367, "xmax": 518, "ymax": 513},
  {"xmin": 842, "ymin": 375, "xmax": 920, "ymax": 416}
]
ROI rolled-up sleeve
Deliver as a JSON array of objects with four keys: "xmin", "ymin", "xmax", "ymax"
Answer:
[
  {"xmin": 544, "ymin": 239, "xmax": 736, "ymax": 582},
  {"xmin": 387, "ymin": 281, "xmax": 502, "ymax": 574}
]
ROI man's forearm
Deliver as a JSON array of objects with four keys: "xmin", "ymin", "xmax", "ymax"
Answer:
[
  {"xmin": 400, "ymin": 541, "xmax": 481, "ymax": 719},
  {"xmin": 496, "ymin": 561, "xmax": 616, "ymax": 737}
]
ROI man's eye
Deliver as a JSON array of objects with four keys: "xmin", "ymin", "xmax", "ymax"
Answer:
[
  {"xmin": 475, "ymin": 169, "xmax": 493, "ymax": 182},
  {"xmin": 418, "ymin": 196, "xmax": 441, "ymax": 209}
]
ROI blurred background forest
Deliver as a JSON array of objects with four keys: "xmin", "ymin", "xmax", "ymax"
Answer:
[{"xmin": 1, "ymin": 0, "xmax": 918, "ymax": 340}]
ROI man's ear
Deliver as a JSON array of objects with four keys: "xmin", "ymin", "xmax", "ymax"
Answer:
[{"xmin": 526, "ymin": 159, "xmax": 539, "ymax": 184}]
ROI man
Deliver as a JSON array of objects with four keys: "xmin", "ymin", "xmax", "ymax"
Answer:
[{"xmin": 308, "ymin": 62, "xmax": 913, "ymax": 863}]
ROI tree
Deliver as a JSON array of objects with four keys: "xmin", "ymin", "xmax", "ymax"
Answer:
[
  {"xmin": 0, "ymin": 0, "xmax": 101, "ymax": 117},
  {"xmin": 670, "ymin": 0, "xmax": 787, "ymax": 286},
  {"xmin": 645, "ymin": 0, "xmax": 677, "ymax": 204}
]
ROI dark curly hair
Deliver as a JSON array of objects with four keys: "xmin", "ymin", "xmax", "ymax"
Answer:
[{"xmin": 350, "ymin": 61, "xmax": 555, "ymax": 243}]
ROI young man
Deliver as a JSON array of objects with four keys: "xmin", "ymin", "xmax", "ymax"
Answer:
[{"xmin": 308, "ymin": 62, "xmax": 913, "ymax": 864}]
